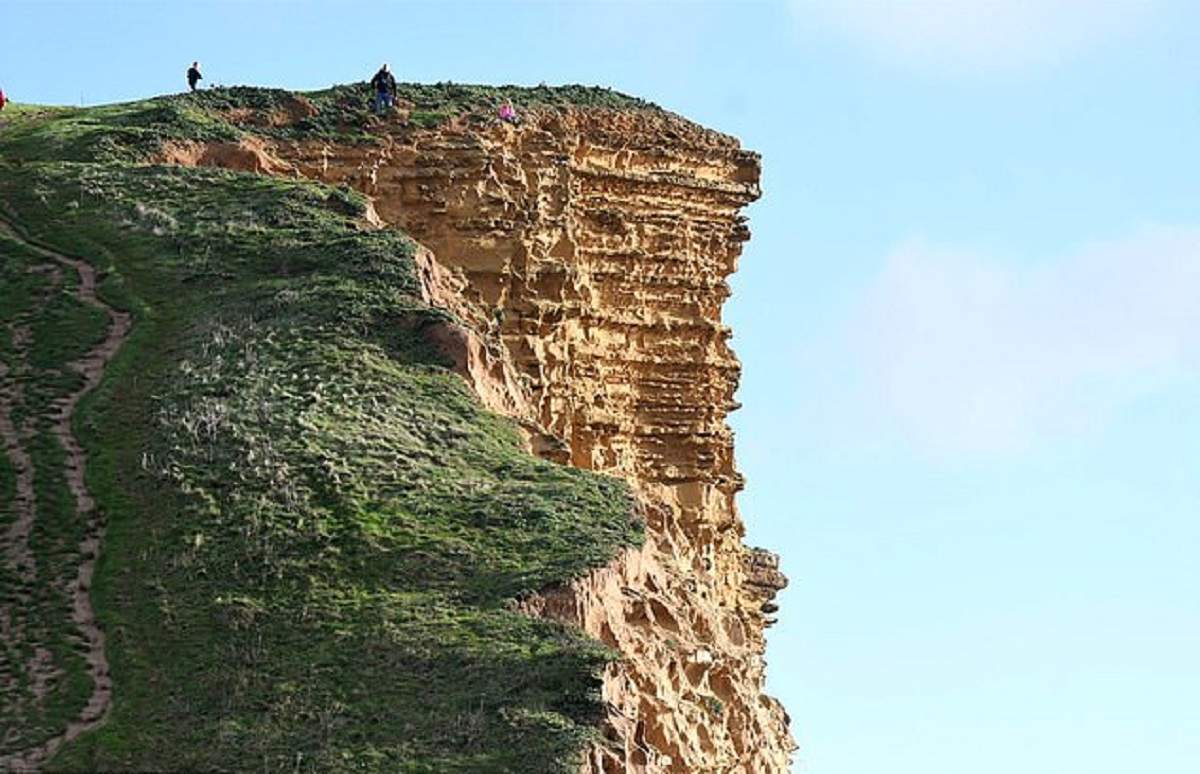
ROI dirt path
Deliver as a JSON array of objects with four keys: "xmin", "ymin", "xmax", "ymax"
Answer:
[
  {"xmin": 0, "ymin": 326, "xmax": 36, "ymax": 586},
  {"xmin": 0, "ymin": 219, "xmax": 130, "ymax": 771}
]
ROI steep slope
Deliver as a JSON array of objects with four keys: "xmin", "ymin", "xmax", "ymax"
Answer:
[
  {"xmin": 0, "ymin": 102, "xmax": 641, "ymax": 772},
  {"xmin": 0, "ymin": 84, "xmax": 792, "ymax": 773},
  {"xmin": 0, "ymin": 218, "xmax": 126, "ymax": 769},
  {"xmin": 264, "ymin": 108, "xmax": 793, "ymax": 772}
]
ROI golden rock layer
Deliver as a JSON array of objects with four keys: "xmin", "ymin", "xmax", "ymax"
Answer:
[{"xmin": 177, "ymin": 104, "xmax": 793, "ymax": 772}]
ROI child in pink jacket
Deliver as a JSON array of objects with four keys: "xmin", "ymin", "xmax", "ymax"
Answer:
[{"xmin": 498, "ymin": 100, "xmax": 519, "ymax": 125}]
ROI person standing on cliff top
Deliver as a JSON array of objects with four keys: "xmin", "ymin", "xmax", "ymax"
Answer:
[
  {"xmin": 186, "ymin": 62, "xmax": 202, "ymax": 92},
  {"xmin": 370, "ymin": 64, "xmax": 397, "ymax": 115},
  {"xmin": 0, "ymin": 88, "xmax": 7, "ymax": 111}
]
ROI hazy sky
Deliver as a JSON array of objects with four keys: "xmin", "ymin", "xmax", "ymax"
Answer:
[{"xmin": 4, "ymin": 2, "xmax": 1199, "ymax": 772}]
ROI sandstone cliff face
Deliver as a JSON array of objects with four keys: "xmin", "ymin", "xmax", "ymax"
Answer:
[{"xmin": 181, "ymin": 104, "xmax": 793, "ymax": 772}]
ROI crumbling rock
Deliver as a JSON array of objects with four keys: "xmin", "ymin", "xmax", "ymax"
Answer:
[
  {"xmin": 166, "ymin": 103, "xmax": 794, "ymax": 772},
  {"xmin": 155, "ymin": 137, "xmax": 291, "ymax": 175}
]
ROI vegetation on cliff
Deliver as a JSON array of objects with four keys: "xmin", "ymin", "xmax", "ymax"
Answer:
[
  {"xmin": 0, "ymin": 88, "xmax": 642, "ymax": 771},
  {"xmin": 0, "ymin": 81, "xmax": 662, "ymax": 163}
]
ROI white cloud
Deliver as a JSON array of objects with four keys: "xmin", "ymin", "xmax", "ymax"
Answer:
[
  {"xmin": 852, "ymin": 227, "xmax": 1200, "ymax": 453},
  {"xmin": 794, "ymin": 0, "xmax": 1158, "ymax": 72}
]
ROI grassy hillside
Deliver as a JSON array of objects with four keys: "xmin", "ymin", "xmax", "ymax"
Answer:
[
  {"xmin": 0, "ymin": 81, "xmax": 660, "ymax": 162},
  {"xmin": 0, "ymin": 88, "xmax": 641, "ymax": 771}
]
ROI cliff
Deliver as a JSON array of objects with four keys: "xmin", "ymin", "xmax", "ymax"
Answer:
[
  {"xmin": 265, "ymin": 105, "xmax": 792, "ymax": 772},
  {"xmin": 0, "ymin": 84, "xmax": 791, "ymax": 772}
]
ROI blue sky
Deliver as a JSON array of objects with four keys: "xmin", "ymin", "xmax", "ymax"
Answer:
[{"xmin": 4, "ymin": 2, "xmax": 1199, "ymax": 772}]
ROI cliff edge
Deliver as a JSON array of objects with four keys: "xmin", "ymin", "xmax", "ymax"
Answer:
[{"xmin": 0, "ymin": 83, "xmax": 791, "ymax": 772}]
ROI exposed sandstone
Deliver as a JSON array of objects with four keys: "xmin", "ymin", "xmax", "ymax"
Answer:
[
  {"xmin": 155, "ymin": 137, "xmax": 290, "ymax": 174},
  {"xmin": 164, "ymin": 103, "xmax": 793, "ymax": 772}
]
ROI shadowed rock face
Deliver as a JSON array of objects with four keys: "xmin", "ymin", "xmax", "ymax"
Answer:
[{"xmin": 182, "ymin": 104, "xmax": 793, "ymax": 772}]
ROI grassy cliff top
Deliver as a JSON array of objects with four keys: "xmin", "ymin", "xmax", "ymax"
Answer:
[
  {"xmin": 0, "ymin": 81, "xmax": 664, "ymax": 163},
  {"xmin": 0, "ymin": 84, "xmax": 642, "ymax": 771}
]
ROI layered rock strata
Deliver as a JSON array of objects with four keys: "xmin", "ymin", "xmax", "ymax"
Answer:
[{"xmin": 182, "ymin": 104, "xmax": 793, "ymax": 772}]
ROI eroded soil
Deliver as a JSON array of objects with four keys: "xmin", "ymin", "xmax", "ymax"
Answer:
[{"xmin": 0, "ymin": 219, "xmax": 129, "ymax": 771}]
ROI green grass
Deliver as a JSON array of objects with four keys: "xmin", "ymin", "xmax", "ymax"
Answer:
[
  {"xmin": 192, "ymin": 81, "xmax": 659, "ymax": 137},
  {"xmin": 0, "ymin": 232, "xmax": 99, "ymax": 753},
  {"xmin": 0, "ymin": 81, "xmax": 663, "ymax": 164},
  {"xmin": 0, "ymin": 99, "xmax": 240, "ymax": 163},
  {"xmin": 0, "ymin": 90, "xmax": 642, "ymax": 771}
]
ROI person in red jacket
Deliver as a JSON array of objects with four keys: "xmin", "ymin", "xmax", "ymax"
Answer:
[{"xmin": 0, "ymin": 88, "xmax": 8, "ymax": 111}]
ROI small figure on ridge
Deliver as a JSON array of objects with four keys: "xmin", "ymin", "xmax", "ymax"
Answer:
[
  {"xmin": 498, "ymin": 99, "xmax": 521, "ymax": 125},
  {"xmin": 0, "ymin": 87, "xmax": 7, "ymax": 111},
  {"xmin": 371, "ymin": 64, "xmax": 397, "ymax": 115},
  {"xmin": 186, "ymin": 62, "xmax": 203, "ymax": 92}
]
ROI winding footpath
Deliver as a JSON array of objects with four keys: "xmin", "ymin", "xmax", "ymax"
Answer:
[{"xmin": 0, "ymin": 219, "xmax": 130, "ymax": 771}]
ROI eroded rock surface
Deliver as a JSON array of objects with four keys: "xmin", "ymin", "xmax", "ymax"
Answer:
[{"xmin": 173, "ymin": 104, "xmax": 793, "ymax": 772}]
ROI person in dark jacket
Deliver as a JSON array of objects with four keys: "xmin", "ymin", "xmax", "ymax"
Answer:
[
  {"xmin": 187, "ymin": 62, "xmax": 202, "ymax": 92},
  {"xmin": 370, "ymin": 64, "xmax": 397, "ymax": 114}
]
